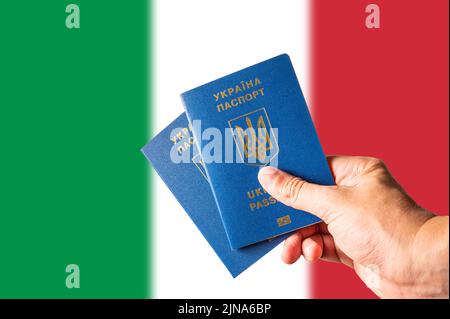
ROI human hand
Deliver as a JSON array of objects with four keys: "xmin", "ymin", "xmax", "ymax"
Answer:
[{"xmin": 258, "ymin": 156, "xmax": 449, "ymax": 298}]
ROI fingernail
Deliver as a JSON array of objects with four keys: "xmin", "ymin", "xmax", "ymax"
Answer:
[{"xmin": 258, "ymin": 166, "xmax": 278, "ymax": 189}]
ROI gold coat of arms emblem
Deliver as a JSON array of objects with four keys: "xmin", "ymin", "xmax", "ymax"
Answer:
[{"xmin": 228, "ymin": 108, "xmax": 279, "ymax": 166}]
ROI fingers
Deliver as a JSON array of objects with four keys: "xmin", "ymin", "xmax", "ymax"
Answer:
[
  {"xmin": 258, "ymin": 166, "xmax": 339, "ymax": 222},
  {"xmin": 281, "ymin": 230, "xmax": 333, "ymax": 264},
  {"xmin": 321, "ymin": 234, "xmax": 354, "ymax": 267},
  {"xmin": 302, "ymin": 234, "xmax": 323, "ymax": 262},
  {"xmin": 281, "ymin": 231, "xmax": 303, "ymax": 264},
  {"xmin": 282, "ymin": 224, "xmax": 318, "ymax": 264},
  {"xmin": 301, "ymin": 234, "xmax": 351, "ymax": 265},
  {"xmin": 282, "ymin": 231, "xmax": 351, "ymax": 265}
]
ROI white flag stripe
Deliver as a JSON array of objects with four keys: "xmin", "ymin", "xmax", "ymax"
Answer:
[{"xmin": 151, "ymin": 0, "xmax": 311, "ymax": 298}]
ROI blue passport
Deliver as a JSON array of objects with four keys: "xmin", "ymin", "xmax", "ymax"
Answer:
[
  {"xmin": 181, "ymin": 54, "xmax": 334, "ymax": 249},
  {"xmin": 141, "ymin": 114, "xmax": 285, "ymax": 277}
]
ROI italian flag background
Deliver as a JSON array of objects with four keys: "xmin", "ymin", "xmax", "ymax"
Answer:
[{"xmin": 0, "ymin": 0, "xmax": 448, "ymax": 298}]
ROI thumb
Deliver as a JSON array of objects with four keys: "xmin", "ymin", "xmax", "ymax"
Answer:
[{"xmin": 258, "ymin": 166, "xmax": 339, "ymax": 223}]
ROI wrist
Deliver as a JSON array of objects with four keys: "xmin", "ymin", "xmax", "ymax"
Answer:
[
  {"xmin": 409, "ymin": 215, "xmax": 449, "ymax": 298},
  {"xmin": 376, "ymin": 210, "xmax": 448, "ymax": 298}
]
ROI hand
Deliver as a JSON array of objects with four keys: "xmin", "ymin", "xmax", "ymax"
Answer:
[{"xmin": 258, "ymin": 156, "xmax": 449, "ymax": 298}]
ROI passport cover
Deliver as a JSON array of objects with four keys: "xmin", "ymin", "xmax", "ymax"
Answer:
[
  {"xmin": 181, "ymin": 54, "xmax": 335, "ymax": 249},
  {"xmin": 141, "ymin": 113, "xmax": 285, "ymax": 277}
]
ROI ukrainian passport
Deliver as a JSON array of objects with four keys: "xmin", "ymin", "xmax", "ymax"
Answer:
[
  {"xmin": 181, "ymin": 54, "xmax": 334, "ymax": 249},
  {"xmin": 141, "ymin": 114, "xmax": 286, "ymax": 277}
]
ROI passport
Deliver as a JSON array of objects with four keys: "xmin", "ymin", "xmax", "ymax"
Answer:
[
  {"xmin": 141, "ymin": 113, "xmax": 285, "ymax": 277},
  {"xmin": 181, "ymin": 54, "xmax": 334, "ymax": 249}
]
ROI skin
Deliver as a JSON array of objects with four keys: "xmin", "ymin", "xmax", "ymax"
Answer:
[{"xmin": 258, "ymin": 156, "xmax": 449, "ymax": 298}]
